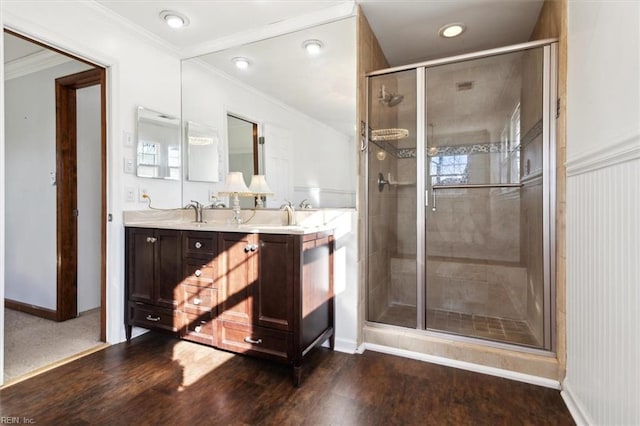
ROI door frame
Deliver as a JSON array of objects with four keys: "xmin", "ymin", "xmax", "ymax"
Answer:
[{"xmin": 55, "ymin": 67, "xmax": 106, "ymax": 341}]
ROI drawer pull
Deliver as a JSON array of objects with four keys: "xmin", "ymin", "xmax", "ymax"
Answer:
[
  {"xmin": 146, "ymin": 237, "xmax": 157, "ymax": 243},
  {"xmin": 145, "ymin": 315, "xmax": 161, "ymax": 322},
  {"xmin": 192, "ymin": 297, "xmax": 201, "ymax": 305},
  {"xmin": 194, "ymin": 325, "xmax": 202, "ymax": 333},
  {"xmin": 244, "ymin": 244, "xmax": 258, "ymax": 253},
  {"xmin": 194, "ymin": 269, "xmax": 202, "ymax": 277},
  {"xmin": 194, "ymin": 241, "xmax": 202, "ymax": 249},
  {"xmin": 243, "ymin": 336, "xmax": 262, "ymax": 345}
]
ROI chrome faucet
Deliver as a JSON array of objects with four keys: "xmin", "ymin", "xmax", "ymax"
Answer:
[
  {"xmin": 298, "ymin": 199, "xmax": 312, "ymax": 209},
  {"xmin": 280, "ymin": 200, "xmax": 296, "ymax": 226},
  {"xmin": 185, "ymin": 200, "xmax": 204, "ymax": 223},
  {"xmin": 208, "ymin": 196, "xmax": 227, "ymax": 209}
]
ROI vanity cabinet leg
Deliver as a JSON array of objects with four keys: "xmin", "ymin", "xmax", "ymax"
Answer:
[
  {"xmin": 125, "ymin": 325, "xmax": 132, "ymax": 341},
  {"xmin": 293, "ymin": 365, "xmax": 302, "ymax": 387}
]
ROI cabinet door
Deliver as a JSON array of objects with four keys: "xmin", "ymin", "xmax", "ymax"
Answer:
[
  {"xmin": 126, "ymin": 228, "xmax": 155, "ymax": 303},
  {"xmin": 255, "ymin": 234, "xmax": 296, "ymax": 331},
  {"xmin": 154, "ymin": 229, "xmax": 182, "ymax": 308},
  {"xmin": 218, "ymin": 233, "xmax": 256, "ymax": 324}
]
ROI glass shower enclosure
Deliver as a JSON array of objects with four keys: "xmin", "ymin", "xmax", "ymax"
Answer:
[{"xmin": 366, "ymin": 41, "xmax": 557, "ymax": 351}]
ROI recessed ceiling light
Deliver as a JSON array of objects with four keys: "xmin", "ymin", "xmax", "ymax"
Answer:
[
  {"xmin": 159, "ymin": 10, "xmax": 190, "ymax": 29},
  {"xmin": 302, "ymin": 39, "xmax": 324, "ymax": 55},
  {"xmin": 232, "ymin": 57, "xmax": 250, "ymax": 70},
  {"xmin": 439, "ymin": 23, "xmax": 466, "ymax": 38}
]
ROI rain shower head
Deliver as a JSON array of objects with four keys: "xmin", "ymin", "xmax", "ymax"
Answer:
[{"xmin": 379, "ymin": 85, "xmax": 404, "ymax": 107}]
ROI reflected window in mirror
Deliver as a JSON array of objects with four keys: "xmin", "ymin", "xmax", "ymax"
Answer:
[
  {"xmin": 186, "ymin": 121, "xmax": 221, "ymax": 182},
  {"xmin": 136, "ymin": 106, "xmax": 180, "ymax": 180}
]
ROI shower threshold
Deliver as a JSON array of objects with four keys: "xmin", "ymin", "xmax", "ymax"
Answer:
[{"xmin": 376, "ymin": 304, "xmax": 539, "ymax": 347}]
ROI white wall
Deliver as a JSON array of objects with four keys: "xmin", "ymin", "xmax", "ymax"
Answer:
[
  {"xmin": 181, "ymin": 59, "xmax": 356, "ymax": 208},
  {"xmin": 77, "ymin": 85, "xmax": 101, "ymax": 313},
  {"xmin": 4, "ymin": 60, "xmax": 92, "ymax": 310},
  {"xmin": 563, "ymin": 2, "xmax": 640, "ymax": 424},
  {"xmin": 2, "ymin": 0, "xmax": 183, "ymax": 360}
]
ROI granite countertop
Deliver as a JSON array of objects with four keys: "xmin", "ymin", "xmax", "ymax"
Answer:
[{"xmin": 122, "ymin": 209, "xmax": 342, "ymax": 235}]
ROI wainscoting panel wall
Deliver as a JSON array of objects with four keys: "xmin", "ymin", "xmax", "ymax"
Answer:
[{"xmin": 563, "ymin": 138, "xmax": 640, "ymax": 425}]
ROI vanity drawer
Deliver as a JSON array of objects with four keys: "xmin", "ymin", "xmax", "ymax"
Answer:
[
  {"xmin": 128, "ymin": 302, "xmax": 180, "ymax": 335},
  {"xmin": 183, "ymin": 311, "xmax": 216, "ymax": 346},
  {"xmin": 183, "ymin": 259, "xmax": 215, "ymax": 287},
  {"xmin": 218, "ymin": 321, "xmax": 291, "ymax": 363},
  {"xmin": 182, "ymin": 285, "xmax": 217, "ymax": 314},
  {"xmin": 183, "ymin": 231, "xmax": 217, "ymax": 258}
]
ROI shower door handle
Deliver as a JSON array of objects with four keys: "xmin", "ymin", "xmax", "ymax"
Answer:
[{"xmin": 426, "ymin": 189, "xmax": 436, "ymax": 212}]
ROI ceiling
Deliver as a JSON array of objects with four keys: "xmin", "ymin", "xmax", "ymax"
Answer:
[
  {"xmin": 93, "ymin": 0, "xmax": 544, "ymax": 65},
  {"xmin": 5, "ymin": 1, "xmax": 545, "ymax": 137}
]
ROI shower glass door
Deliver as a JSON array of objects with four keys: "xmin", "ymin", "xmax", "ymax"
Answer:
[
  {"xmin": 367, "ymin": 69, "xmax": 418, "ymax": 328},
  {"xmin": 424, "ymin": 47, "xmax": 549, "ymax": 348}
]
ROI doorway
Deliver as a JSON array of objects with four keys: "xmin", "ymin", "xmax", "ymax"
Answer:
[
  {"xmin": 227, "ymin": 114, "xmax": 259, "ymax": 208},
  {"xmin": 3, "ymin": 30, "xmax": 107, "ymax": 383}
]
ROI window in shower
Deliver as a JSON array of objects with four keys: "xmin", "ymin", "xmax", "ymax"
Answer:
[{"xmin": 430, "ymin": 154, "xmax": 468, "ymax": 185}]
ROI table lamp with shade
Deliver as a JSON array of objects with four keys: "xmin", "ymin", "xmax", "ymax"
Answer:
[
  {"xmin": 248, "ymin": 174, "xmax": 273, "ymax": 208},
  {"xmin": 219, "ymin": 171, "xmax": 251, "ymax": 224}
]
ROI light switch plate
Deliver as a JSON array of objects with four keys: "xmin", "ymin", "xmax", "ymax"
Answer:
[
  {"xmin": 123, "ymin": 157, "xmax": 135, "ymax": 174},
  {"xmin": 123, "ymin": 130, "xmax": 133, "ymax": 147},
  {"xmin": 125, "ymin": 187, "xmax": 136, "ymax": 202}
]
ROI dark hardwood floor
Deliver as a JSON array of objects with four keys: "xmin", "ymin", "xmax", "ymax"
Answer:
[{"xmin": 0, "ymin": 332, "xmax": 574, "ymax": 425}]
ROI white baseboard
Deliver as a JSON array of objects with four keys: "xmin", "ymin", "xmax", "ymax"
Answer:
[
  {"xmin": 332, "ymin": 337, "xmax": 359, "ymax": 354},
  {"xmin": 363, "ymin": 343, "xmax": 561, "ymax": 389},
  {"xmin": 561, "ymin": 380, "xmax": 590, "ymax": 426}
]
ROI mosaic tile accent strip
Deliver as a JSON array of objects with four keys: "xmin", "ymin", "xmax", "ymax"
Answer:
[
  {"xmin": 397, "ymin": 148, "xmax": 417, "ymax": 158},
  {"xmin": 371, "ymin": 140, "xmax": 522, "ymax": 159},
  {"xmin": 428, "ymin": 142, "xmax": 503, "ymax": 156}
]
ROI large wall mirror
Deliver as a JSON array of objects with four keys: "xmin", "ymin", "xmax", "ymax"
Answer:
[
  {"xmin": 181, "ymin": 17, "xmax": 357, "ymax": 208},
  {"xmin": 136, "ymin": 106, "xmax": 180, "ymax": 180}
]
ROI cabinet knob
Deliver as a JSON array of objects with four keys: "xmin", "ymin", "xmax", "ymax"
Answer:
[
  {"xmin": 194, "ymin": 241, "xmax": 202, "ymax": 249},
  {"xmin": 244, "ymin": 244, "xmax": 258, "ymax": 252},
  {"xmin": 194, "ymin": 269, "xmax": 202, "ymax": 277},
  {"xmin": 146, "ymin": 237, "xmax": 157, "ymax": 243},
  {"xmin": 145, "ymin": 314, "xmax": 160, "ymax": 322},
  {"xmin": 194, "ymin": 325, "xmax": 202, "ymax": 333},
  {"xmin": 193, "ymin": 297, "xmax": 201, "ymax": 305},
  {"xmin": 243, "ymin": 336, "xmax": 263, "ymax": 345}
]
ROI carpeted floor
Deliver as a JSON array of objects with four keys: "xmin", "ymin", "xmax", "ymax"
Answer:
[{"xmin": 3, "ymin": 308, "xmax": 103, "ymax": 383}]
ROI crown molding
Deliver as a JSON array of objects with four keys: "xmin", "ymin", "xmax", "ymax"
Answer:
[
  {"xmin": 183, "ymin": 2, "xmax": 356, "ymax": 59},
  {"xmin": 83, "ymin": 1, "xmax": 182, "ymax": 58},
  {"xmin": 188, "ymin": 58, "xmax": 351, "ymax": 138},
  {"xmin": 4, "ymin": 50, "xmax": 73, "ymax": 80}
]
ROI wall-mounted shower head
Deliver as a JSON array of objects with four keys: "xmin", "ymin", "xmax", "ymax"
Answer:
[{"xmin": 379, "ymin": 85, "xmax": 404, "ymax": 107}]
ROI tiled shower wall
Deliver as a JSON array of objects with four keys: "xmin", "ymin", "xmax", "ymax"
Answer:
[{"xmin": 367, "ymin": 146, "xmax": 397, "ymax": 320}]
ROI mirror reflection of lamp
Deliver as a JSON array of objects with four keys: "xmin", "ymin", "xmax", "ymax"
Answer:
[
  {"xmin": 219, "ymin": 172, "xmax": 251, "ymax": 225},
  {"xmin": 248, "ymin": 175, "xmax": 273, "ymax": 208}
]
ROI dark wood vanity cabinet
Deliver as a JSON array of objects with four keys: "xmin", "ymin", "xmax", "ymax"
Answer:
[
  {"xmin": 125, "ymin": 227, "xmax": 182, "ymax": 338},
  {"xmin": 125, "ymin": 227, "xmax": 334, "ymax": 385},
  {"xmin": 181, "ymin": 231, "xmax": 218, "ymax": 346}
]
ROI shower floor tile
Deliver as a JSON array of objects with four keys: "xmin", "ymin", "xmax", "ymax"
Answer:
[{"xmin": 375, "ymin": 305, "xmax": 539, "ymax": 347}]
